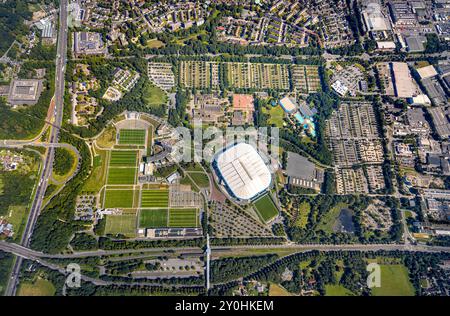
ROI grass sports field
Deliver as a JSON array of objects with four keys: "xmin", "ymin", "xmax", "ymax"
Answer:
[
  {"xmin": 109, "ymin": 150, "xmax": 137, "ymax": 166},
  {"xmin": 139, "ymin": 209, "xmax": 168, "ymax": 228},
  {"xmin": 105, "ymin": 214, "xmax": 137, "ymax": 237},
  {"xmin": 371, "ymin": 265, "xmax": 415, "ymax": 296},
  {"xmin": 104, "ymin": 189, "xmax": 135, "ymax": 208},
  {"xmin": 168, "ymin": 208, "xmax": 198, "ymax": 227},
  {"xmin": 253, "ymin": 194, "xmax": 279, "ymax": 223},
  {"xmin": 141, "ymin": 189, "xmax": 169, "ymax": 208},
  {"xmin": 107, "ymin": 168, "xmax": 136, "ymax": 185},
  {"xmin": 118, "ymin": 129, "xmax": 146, "ymax": 145},
  {"xmin": 18, "ymin": 278, "xmax": 55, "ymax": 296}
]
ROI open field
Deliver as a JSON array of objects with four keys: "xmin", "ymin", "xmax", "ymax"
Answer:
[
  {"xmin": 18, "ymin": 278, "xmax": 55, "ymax": 296},
  {"xmin": 269, "ymin": 283, "xmax": 292, "ymax": 296},
  {"xmin": 141, "ymin": 189, "xmax": 169, "ymax": 208},
  {"xmin": 118, "ymin": 129, "xmax": 146, "ymax": 145},
  {"xmin": 295, "ymin": 201, "xmax": 311, "ymax": 228},
  {"xmin": 109, "ymin": 150, "xmax": 138, "ymax": 167},
  {"xmin": 5, "ymin": 205, "xmax": 27, "ymax": 242},
  {"xmin": 139, "ymin": 209, "xmax": 168, "ymax": 228},
  {"xmin": 264, "ymin": 105, "xmax": 285, "ymax": 128},
  {"xmin": 143, "ymin": 84, "xmax": 167, "ymax": 106},
  {"xmin": 105, "ymin": 214, "xmax": 137, "ymax": 237},
  {"xmin": 107, "ymin": 168, "xmax": 136, "ymax": 185},
  {"xmin": 371, "ymin": 265, "xmax": 415, "ymax": 296},
  {"xmin": 316, "ymin": 202, "xmax": 349, "ymax": 233},
  {"xmin": 96, "ymin": 125, "xmax": 116, "ymax": 148},
  {"xmin": 103, "ymin": 189, "xmax": 135, "ymax": 208},
  {"xmin": 146, "ymin": 39, "xmax": 165, "ymax": 48},
  {"xmin": 188, "ymin": 172, "xmax": 210, "ymax": 188},
  {"xmin": 325, "ymin": 284, "xmax": 355, "ymax": 296},
  {"xmin": 253, "ymin": 194, "xmax": 279, "ymax": 223},
  {"xmin": 168, "ymin": 208, "xmax": 198, "ymax": 227},
  {"xmin": 83, "ymin": 149, "xmax": 108, "ymax": 192}
]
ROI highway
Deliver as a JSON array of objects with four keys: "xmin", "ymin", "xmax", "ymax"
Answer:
[
  {"xmin": 1, "ymin": 240, "xmax": 449, "ymax": 290},
  {"xmin": 4, "ymin": 0, "xmax": 69, "ymax": 296},
  {"xmin": 1, "ymin": 240, "xmax": 449, "ymax": 261}
]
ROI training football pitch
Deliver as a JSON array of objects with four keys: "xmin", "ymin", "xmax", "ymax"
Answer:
[
  {"xmin": 109, "ymin": 150, "xmax": 138, "ymax": 166},
  {"xmin": 118, "ymin": 129, "xmax": 146, "ymax": 145},
  {"xmin": 141, "ymin": 189, "xmax": 169, "ymax": 208},
  {"xmin": 103, "ymin": 189, "xmax": 135, "ymax": 208},
  {"xmin": 105, "ymin": 214, "xmax": 137, "ymax": 237},
  {"xmin": 107, "ymin": 167, "xmax": 136, "ymax": 184},
  {"xmin": 139, "ymin": 209, "xmax": 168, "ymax": 228},
  {"xmin": 168, "ymin": 208, "xmax": 198, "ymax": 227},
  {"xmin": 253, "ymin": 194, "xmax": 279, "ymax": 223}
]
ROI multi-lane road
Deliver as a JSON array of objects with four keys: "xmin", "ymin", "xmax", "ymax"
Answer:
[{"xmin": 4, "ymin": 0, "xmax": 69, "ymax": 296}]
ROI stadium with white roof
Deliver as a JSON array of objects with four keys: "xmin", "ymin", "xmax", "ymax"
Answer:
[{"xmin": 212, "ymin": 142, "xmax": 272, "ymax": 201}]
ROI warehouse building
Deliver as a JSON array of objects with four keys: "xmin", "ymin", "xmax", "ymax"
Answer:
[{"xmin": 7, "ymin": 79, "xmax": 43, "ymax": 106}]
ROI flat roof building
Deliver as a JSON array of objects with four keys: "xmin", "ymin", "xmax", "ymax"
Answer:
[
  {"xmin": 391, "ymin": 62, "xmax": 419, "ymax": 98},
  {"xmin": 8, "ymin": 79, "xmax": 43, "ymax": 106},
  {"xmin": 73, "ymin": 32, "xmax": 107, "ymax": 57},
  {"xmin": 213, "ymin": 143, "xmax": 271, "ymax": 201},
  {"xmin": 417, "ymin": 65, "xmax": 438, "ymax": 79},
  {"xmin": 279, "ymin": 97, "xmax": 297, "ymax": 113}
]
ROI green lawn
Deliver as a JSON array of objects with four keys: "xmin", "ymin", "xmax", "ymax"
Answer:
[
  {"xmin": 168, "ymin": 208, "xmax": 198, "ymax": 227},
  {"xmin": 146, "ymin": 39, "xmax": 165, "ymax": 48},
  {"xmin": 139, "ymin": 209, "xmax": 168, "ymax": 228},
  {"xmin": 188, "ymin": 172, "xmax": 210, "ymax": 188},
  {"xmin": 253, "ymin": 194, "xmax": 279, "ymax": 223},
  {"xmin": 5, "ymin": 205, "xmax": 27, "ymax": 241},
  {"xmin": 296, "ymin": 201, "xmax": 311, "ymax": 228},
  {"xmin": 265, "ymin": 105, "xmax": 285, "ymax": 127},
  {"xmin": 325, "ymin": 284, "xmax": 355, "ymax": 296},
  {"xmin": 104, "ymin": 189, "xmax": 135, "ymax": 208},
  {"xmin": 18, "ymin": 278, "xmax": 55, "ymax": 296},
  {"xmin": 140, "ymin": 189, "xmax": 169, "ymax": 208},
  {"xmin": 105, "ymin": 214, "xmax": 137, "ymax": 237},
  {"xmin": 109, "ymin": 150, "xmax": 137, "ymax": 166},
  {"xmin": 107, "ymin": 168, "xmax": 136, "ymax": 185},
  {"xmin": 371, "ymin": 265, "xmax": 415, "ymax": 296},
  {"xmin": 83, "ymin": 149, "xmax": 108, "ymax": 192},
  {"xmin": 316, "ymin": 202, "xmax": 348, "ymax": 233},
  {"xmin": 143, "ymin": 83, "xmax": 167, "ymax": 106},
  {"xmin": 118, "ymin": 129, "xmax": 146, "ymax": 145}
]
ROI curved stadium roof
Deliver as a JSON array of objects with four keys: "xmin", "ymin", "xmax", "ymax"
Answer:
[{"xmin": 215, "ymin": 143, "xmax": 271, "ymax": 201}]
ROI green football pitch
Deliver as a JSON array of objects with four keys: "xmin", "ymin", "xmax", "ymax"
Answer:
[
  {"xmin": 105, "ymin": 214, "xmax": 137, "ymax": 237},
  {"xmin": 168, "ymin": 208, "xmax": 198, "ymax": 227},
  {"xmin": 107, "ymin": 167, "xmax": 136, "ymax": 184},
  {"xmin": 253, "ymin": 194, "xmax": 279, "ymax": 223},
  {"xmin": 118, "ymin": 129, "xmax": 146, "ymax": 145},
  {"xmin": 103, "ymin": 189, "xmax": 135, "ymax": 208},
  {"xmin": 140, "ymin": 189, "xmax": 169, "ymax": 208},
  {"xmin": 109, "ymin": 150, "xmax": 137, "ymax": 167},
  {"xmin": 139, "ymin": 209, "xmax": 168, "ymax": 228}
]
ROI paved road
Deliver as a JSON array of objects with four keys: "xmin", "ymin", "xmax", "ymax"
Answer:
[
  {"xmin": 1, "ymin": 240, "xmax": 449, "ymax": 290},
  {"xmin": 1, "ymin": 240, "xmax": 449, "ymax": 262},
  {"xmin": 4, "ymin": 0, "xmax": 69, "ymax": 297}
]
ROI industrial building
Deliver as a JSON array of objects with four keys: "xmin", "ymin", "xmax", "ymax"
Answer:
[
  {"xmin": 213, "ymin": 143, "xmax": 272, "ymax": 201},
  {"xmin": 285, "ymin": 152, "xmax": 324, "ymax": 191},
  {"xmin": 73, "ymin": 32, "xmax": 107, "ymax": 57},
  {"xmin": 391, "ymin": 62, "xmax": 420, "ymax": 98},
  {"xmin": 7, "ymin": 79, "xmax": 43, "ymax": 106}
]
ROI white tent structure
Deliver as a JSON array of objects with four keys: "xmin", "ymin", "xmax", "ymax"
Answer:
[{"xmin": 214, "ymin": 143, "xmax": 271, "ymax": 201}]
